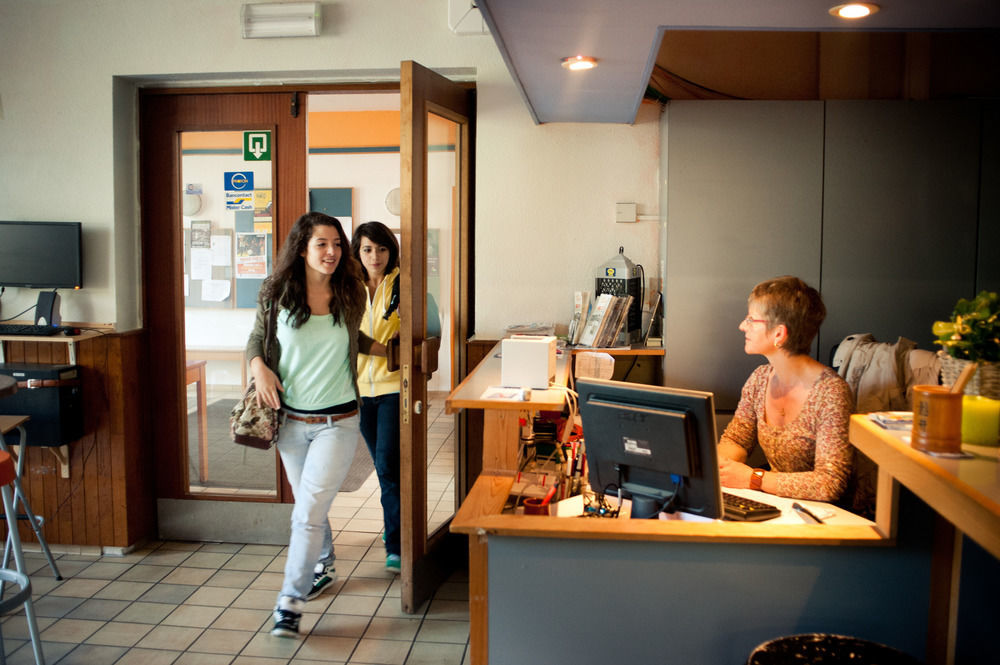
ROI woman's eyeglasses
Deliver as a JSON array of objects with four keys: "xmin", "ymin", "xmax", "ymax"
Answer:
[{"xmin": 742, "ymin": 316, "xmax": 769, "ymax": 326}]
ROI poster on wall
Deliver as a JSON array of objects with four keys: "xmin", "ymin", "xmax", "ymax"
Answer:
[
  {"xmin": 236, "ymin": 232, "xmax": 267, "ymax": 278},
  {"xmin": 225, "ymin": 171, "xmax": 254, "ymax": 210},
  {"xmin": 190, "ymin": 220, "xmax": 212, "ymax": 249},
  {"xmin": 254, "ymin": 189, "xmax": 273, "ymax": 233}
]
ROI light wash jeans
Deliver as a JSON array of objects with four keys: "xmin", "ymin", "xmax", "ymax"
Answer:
[{"xmin": 275, "ymin": 409, "xmax": 360, "ymax": 603}]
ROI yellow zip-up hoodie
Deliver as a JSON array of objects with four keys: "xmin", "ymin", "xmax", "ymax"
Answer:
[{"xmin": 357, "ymin": 267, "xmax": 401, "ymax": 398}]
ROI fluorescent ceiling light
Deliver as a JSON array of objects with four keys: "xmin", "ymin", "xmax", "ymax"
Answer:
[{"xmin": 242, "ymin": 2, "xmax": 321, "ymax": 39}]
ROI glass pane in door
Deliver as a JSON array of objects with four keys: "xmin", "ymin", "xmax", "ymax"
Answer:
[
  {"xmin": 180, "ymin": 130, "xmax": 277, "ymax": 497},
  {"xmin": 425, "ymin": 112, "xmax": 459, "ymax": 535}
]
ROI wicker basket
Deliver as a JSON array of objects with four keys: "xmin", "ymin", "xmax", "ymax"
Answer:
[{"xmin": 938, "ymin": 352, "xmax": 1000, "ymax": 400}]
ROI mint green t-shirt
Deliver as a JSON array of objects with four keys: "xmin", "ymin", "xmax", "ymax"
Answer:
[{"xmin": 275, "ymin": 309, "xmax": 355, "ymax": 411}]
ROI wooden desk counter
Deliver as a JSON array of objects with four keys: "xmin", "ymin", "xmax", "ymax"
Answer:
[
  {"xmin": 850, "ymin": 414, "xmax": 1000, "ymax": 560},
  {"xmin": 446, "ymin": 342, "xmax": 570, "ymax": 473}
]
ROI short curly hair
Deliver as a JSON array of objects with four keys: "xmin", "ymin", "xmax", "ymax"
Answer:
[{"xmin": 749, "ymin": 276, "xmax": 826, "ymax": 355}]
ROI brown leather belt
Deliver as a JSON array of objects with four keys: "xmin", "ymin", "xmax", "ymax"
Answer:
[
  {"xmin": 16, "ymin": 379, "xmax": 80, "ymax": 389},
  {"xmin": 284, "ymin": 409, "xmax": 358, "ymax": 424}
]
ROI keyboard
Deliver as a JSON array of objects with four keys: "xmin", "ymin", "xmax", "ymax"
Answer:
[
  {"xmin": 0, "ymin": 323, "xmax": 63, "ymax": 337},
  {"xmin": 722, "ymin": 492, "xmax": 782, "ymax": 522}
]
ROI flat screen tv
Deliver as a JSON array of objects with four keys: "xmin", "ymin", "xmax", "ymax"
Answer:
[
  {"xmin": 577, "ymin": 377, "xmax": 723, "ymax": 519},
  {"xmin": 0, "ymin": 221, "xmax": 83, "ymax": 289}
]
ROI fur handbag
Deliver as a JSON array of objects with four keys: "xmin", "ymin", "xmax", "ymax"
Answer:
[
  {"xmin": 230, "ymin": 301, "xmax": 279, "ymax": 449},
  {"xmin": 230, "ymin": 382, "xmax": 278, "ymax": 449}
]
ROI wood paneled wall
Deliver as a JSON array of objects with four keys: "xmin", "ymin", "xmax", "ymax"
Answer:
[{"xmin": 2, "ymin": 331, "xmax": 154, "ymax": 550}]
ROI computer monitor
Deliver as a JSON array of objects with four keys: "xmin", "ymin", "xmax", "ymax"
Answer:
[
  {"xmin": 576, "ymin": 377, "xmax": 723, "ymax": 519},
  {"xmin": 0, "ymin": 221, "xmax": 83, "ymax": 289}
]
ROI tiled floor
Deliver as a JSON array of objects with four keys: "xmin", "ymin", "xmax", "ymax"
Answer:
[
  {"xmin": 1, "ymin": 535, "xmax": 471, "ymax": 665},
  {"xmin": 1, "ymin": 389, "xmax": 469, "ymax": 664}
]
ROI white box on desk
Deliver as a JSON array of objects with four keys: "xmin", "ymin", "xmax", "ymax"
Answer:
[{"xmin": 501, "ymin": 335, "xmax": 556, "ymax": 389}]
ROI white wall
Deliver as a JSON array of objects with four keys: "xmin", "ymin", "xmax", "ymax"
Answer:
[{"xmin": 0, "ymin": 0, "xmax": 660, "ymax": 338}]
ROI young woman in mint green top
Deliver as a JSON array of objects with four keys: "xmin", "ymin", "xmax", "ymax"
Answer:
[{"xmin": 245, "ymin": 212, "xmax": 384, "ymax": 639}]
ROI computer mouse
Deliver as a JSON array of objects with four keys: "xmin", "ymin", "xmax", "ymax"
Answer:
[{"xmin": 62, "ymin": 327, "xmax": 80, "ymax": 336}]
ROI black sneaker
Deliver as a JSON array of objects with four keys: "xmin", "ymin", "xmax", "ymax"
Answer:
[
  {"xmin": 271, "ymin": 597, "xmax": 303, "ymax": 638},
  {"xmin": 306, "ymin": 564, "xmax": 337, "ymax": 601}
]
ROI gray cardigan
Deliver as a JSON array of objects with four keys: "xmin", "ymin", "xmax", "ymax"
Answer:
[{"xmin": 245, "ymin": 299, "xmax": 367, "ymax": 410}]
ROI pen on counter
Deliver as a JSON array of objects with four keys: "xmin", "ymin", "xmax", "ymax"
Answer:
[{"xmin": 792, "ymin": 502, "xmax": 824, "ymax": 524}]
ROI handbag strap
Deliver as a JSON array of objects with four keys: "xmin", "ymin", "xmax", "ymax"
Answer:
[{"xmin": 263, "ymin": 300, "xmax": 278, "ymax": 367}]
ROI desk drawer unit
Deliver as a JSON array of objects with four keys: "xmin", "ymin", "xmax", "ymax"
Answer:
[{"xmin": 0, "ymin": 363, "xmax": 83, "ymax": 446}]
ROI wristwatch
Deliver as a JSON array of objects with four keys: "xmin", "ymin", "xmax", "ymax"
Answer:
[{"xmin": 750, "ymin": 468, "xmax": 765, "ymax": 491}]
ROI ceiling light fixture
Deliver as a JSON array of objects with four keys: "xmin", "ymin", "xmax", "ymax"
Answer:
[
  {"xmin": 561, "ymin": 55, "xmax": 598, "ymax": 71},
  {"xmin": 828, "ymin": 3, "xmax": 880, "ymax": 19},
  {"xmin": 241, "ymin": 2, "xmax": 321, "ymax": 39}
]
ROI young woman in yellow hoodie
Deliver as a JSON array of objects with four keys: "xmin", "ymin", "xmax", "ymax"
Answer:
[{"xmin": 351, "ymin": 222, "xmax": 403, "ymax": 572}]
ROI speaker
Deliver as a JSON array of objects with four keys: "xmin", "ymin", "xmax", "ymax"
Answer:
[
  {"xmin": 0, "ymin": 363, "xmax": 83, "ymax": 446},
  {"xmin": 34, "ymin": 291, "xmax": 62, "ymax": 326}
]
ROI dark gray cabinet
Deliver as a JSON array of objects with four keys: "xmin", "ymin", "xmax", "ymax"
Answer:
[{"xmin": 664, "ymin": 100, "xmax": 988, "ymax": 409}]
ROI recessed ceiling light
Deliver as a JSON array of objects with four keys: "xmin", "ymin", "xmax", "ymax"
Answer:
[
  {"xmin": 561, "ymin": 55, "xmax": 598, "ymax": 71},
  {"xmin": 829, "ymin": 3, "xmax": 880, "ymax": 19}
]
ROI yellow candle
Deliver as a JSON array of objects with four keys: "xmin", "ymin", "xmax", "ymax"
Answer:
[{"xmin": 962, "ymin": 395, "xmax": 1000, "ymax": 446}]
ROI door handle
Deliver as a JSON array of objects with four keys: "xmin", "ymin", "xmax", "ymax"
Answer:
[
  {"xmin": 419, "ymin": 337, "xmax": 440, "ymax": 376},
  {"xmin": 385, "ymin": 337, "xmax": 439, "ymax": 376}
]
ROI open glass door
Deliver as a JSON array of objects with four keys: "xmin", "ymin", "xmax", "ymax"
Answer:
[{"xmin": 399, "ymin": 61, "xmax": 473, "ymax": 613}]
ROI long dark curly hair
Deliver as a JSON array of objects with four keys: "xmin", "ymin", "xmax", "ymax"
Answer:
[{"xmin": 259, "ymin": 212, "xmax": 366, "ymax": 327}]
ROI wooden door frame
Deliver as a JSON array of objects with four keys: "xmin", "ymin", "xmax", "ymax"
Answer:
[{"xmin": 139, "ymin": 89, "xmax": 307, "ymax": 501}]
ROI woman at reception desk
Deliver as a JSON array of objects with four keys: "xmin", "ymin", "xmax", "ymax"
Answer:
[{"xmin": 716, "ymin": 276, "xmax": 857, "ymax": 508}]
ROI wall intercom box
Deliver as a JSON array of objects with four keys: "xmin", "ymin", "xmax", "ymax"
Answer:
[
  {"xmin": 0, "ymin": 363, "xmax": 83, "ymax": 446},
  {"xmin": 501, "ymin": 335, "xmax": 557, "ymax": 389}
]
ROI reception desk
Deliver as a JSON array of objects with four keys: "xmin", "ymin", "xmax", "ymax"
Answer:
[{"xmin": 446, "ymin": 348, "xmax": 930, "ymax": 665}]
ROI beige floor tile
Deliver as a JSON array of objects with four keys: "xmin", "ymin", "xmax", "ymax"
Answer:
[
  {"xmin": 425, "ymin": 599, "xmax": 469, "ymax": 622},
  {"xmin": 233, "ymin": 657, "xmax": 290, "ymax": 665},
  {"xmin": 198, "ymin": 542, "xmax": 243, "ymax": 554},
  {"xmin": 239, "ymin": 544, "xmax": 283, "ymax": 556},
  {"xmin": 348, "ymin": 637, "xmax": 410, "ymax": 665},
  {"xmin": 47, "ymin": 578, "xmax": 111, "ymax": 598},
  {"xmin": 296, "ymin": 634, "xmax": 359, "ymax": 662},
  {"xmin": 39, "ymin": 617, "xmax": 105, "ymax": 643},
  {"xmin": 404, "ymin": 641, "xmax": 466, "ymax": 665},
  {"xmin": 0, "ymin": 614, "xmax": 57, "ymax": 639},
  {"xmin": 163, "ymin": 566, "xmax": 218, "ymax": 586},
  {"xmin": 363, "ymin": 616, "xmax": 422, "ymax": 642},
  {"xmin": 94, "ymin": 580, "xmax": 155, "ymax": 601},
  {"xmin": 210, "ymin": 607, "xmax": 271, "ymax": 631},
  {"xmin": 160, "ymin": 542, "xmax": 203, "ymax": 552},
  {"xmin": 64, "ymin": 597, "xmax": 129, "ymax": 621},
  {"xmin": 85, "ymin": 620, "xmax": 155, "ymax": 647},
  {"xmin": 248, "ymin": 571, "xmax": 284, "ymax": 590},
  {"xmin": 114, "ymin": 601, "xmax": 177, "ymax": 625},
  {"xmin": 75, "ymin": 561, "xmax": 134, "ymax": 579},
  {"xmin": 312, "ymin": 613, "xmax": 371, "ymax": 638},
  {"xmin": 232, "ymin": 588, "xmax": 279, "ymax": 610},
  {"xmin": 328, "ymin": 594, "xmax": 383, "ymax": 617},
  {"xmin": 223, "ymin": 554, "xmax": 274, "ymax": 572},
  {"xmin": 57, "ymin": 643, "xmax": 129, "ymax": 664},
  {"xmin": 351, "ymin": 562, "xmax": 396, "ymax": 580},
  {"xmin": 340, "ymin": 577, "xmax": 392, "ymax": 597},
  {"xmin": 115, "ymin": 646, "xmax": 183, "ymax": 665},
  {"xmin": 140, "ymin": 550, "xmax": 194, "ymax": 567},
  {"xmin": 187, "ymin": 627, "xmax": 255, "ymax": 654},
  {"xmin": 414, "ymin": 619, "xmax": 469, "ymax": 644},
  {"xmin": 330, "ymin": 545, "xmax": 367, "ymax": 561},
  {"xmin": 174, "ymin": 651, "xmax": 236, "ymax": 665},
  {"xmin": 119, "ymin": 564, "xmax": 173, "ymax": 583},
  {"xmin": 240, "ymin": 631, "xmax": 306, "ymax": 659},
  {"xmin": 136, "ymin": 624, "xmax": 204, "ymax": 651},
  {"xmin": 183, "ymin": 552, "xmax": 236, "ymax": 569},
  {"xmin": 163, "ymin": 603, "xmax": 225, "ymax": 627},
  {"xmin": 206, "ymin": 570, "xmax": 253, "ymax": 588},
  {"xmin": 375, "ymin": 598, "xmax": 428, "ymax": 620},
  {"xmin": 187, "ymin": 585, "xmax": 244, "ymax": 607}
]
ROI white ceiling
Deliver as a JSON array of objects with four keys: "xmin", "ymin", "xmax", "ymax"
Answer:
[{"xmin": 475, "ymin": 0, "xmax": 1000, "ymax": 123}]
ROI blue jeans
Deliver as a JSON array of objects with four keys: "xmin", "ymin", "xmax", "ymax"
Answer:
[
  {"xmin": 275, "ymin": 409, "xmax": 360, "ymax": 602},
  {"xmin": 360, "ymin": 393, "xmax": 401, "ymax": 556}
]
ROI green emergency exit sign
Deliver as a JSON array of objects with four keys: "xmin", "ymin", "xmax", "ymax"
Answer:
[{"xmin": 244, "ymin": 131, "xmax": 271, "ymax": 161}]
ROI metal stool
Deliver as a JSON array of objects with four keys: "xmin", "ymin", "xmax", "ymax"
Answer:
[
  {"xmin": 0, "ymin": 449, "xmax": 45, "ymax": 664},
  {"xmin": 0, "ymin": 416, "xmax": 61, "ymax": 580}
]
